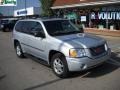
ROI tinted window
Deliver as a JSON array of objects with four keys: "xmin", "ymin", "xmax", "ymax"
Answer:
[
  {"xmin": 21, "ymin": 21, "xmax": 31, "ymax": 34},
  {"xmin": 15, "ymin": 21, "xmax": 30, "ymax": 33},
  {"xmin": 15, "ymin": 21, "xmax": 44, "ymax": 35},
  {"xmin": 9, "ymin": 20, "xmax": 17, "ymax": 24},
  {"xmin": 1, "ymin": 20, "xmax": 9, "ymax": 24},
  {"xmin": 15, "ymin": 21, "xmax": 23, "ymax": 32},
  {"xmin": 30, "ymin": 21, "xmax": 45, "ymax": 36}
]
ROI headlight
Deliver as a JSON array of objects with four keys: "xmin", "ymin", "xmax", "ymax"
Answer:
[{"xmin": 69, "ymin": 48, "xmax": 86, "ymax": 58}]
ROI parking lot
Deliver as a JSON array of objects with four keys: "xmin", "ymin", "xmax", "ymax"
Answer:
[{"xmin": 0, "ymin": 31, "xmax": 120, "ymax": 90}]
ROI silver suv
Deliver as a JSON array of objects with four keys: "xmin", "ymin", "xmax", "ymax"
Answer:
[{"xmin": 13, "ymin": 18, "xmax": 111, "ymax": 78}]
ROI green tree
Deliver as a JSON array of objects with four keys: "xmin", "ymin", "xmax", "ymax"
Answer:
[{"xmin": 40, "ymin": 0, "xmax": 55, "ymax": 16}]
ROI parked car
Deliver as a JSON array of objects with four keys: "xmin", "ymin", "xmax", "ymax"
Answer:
[
  {"xmin": 0, "ymin": 18, "xmax": 18, "ymax": 32},
  {"xmin": 13, "ymin": 18, "xmax": 111, "ymax": 78}
]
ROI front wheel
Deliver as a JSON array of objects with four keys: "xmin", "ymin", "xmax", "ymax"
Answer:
[{"xmin": 51, "ymin": 53, "xmax": 69, "ymax": 78}]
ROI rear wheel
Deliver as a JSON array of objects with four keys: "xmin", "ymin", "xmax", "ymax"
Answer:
[
  {"xmin": 15, "ymin": 42, "xmax": 25, "ymax": 58},
  {"xmin": 2, "ymin": 28, "xmax": 9, "ymax": 32},
  {"xmin": 5, "ymin": 28, "xmax": 9, "ymax": 31},
  {"xmin": 2, "ymin": 29, "xmax": 6, "ymax": 32},
  {"xmin": 51, "ymin": 53, "xmax": 69, "ymax": 78}
]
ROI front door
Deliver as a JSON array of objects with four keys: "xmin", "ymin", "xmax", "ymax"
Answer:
[{"xmin": 28, "ymin": 21, "xmax": 47, "ymax": 60}]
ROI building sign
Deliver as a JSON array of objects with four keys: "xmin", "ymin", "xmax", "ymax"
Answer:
[
  {"xmin": 17, "ymin": 10, "xmax": 27, "ymax": 15},
  {"xmin": 14, "ymin": 7, "xmax": 41, "ymax": 17},
  {"xmin": 81, "ymin": 16, "xmax": 86, "ymax": 22},
  {"xmin": 91, "ymin": 12, "xmax": 96, "ymax": 19},
  {"xmin": 14, "ymin": 8, "xmax": 33, "ymax": 17},
  {"xmin": 0, "ymin": 0, "xmax": 16, "ymax": 6},
  {"xmin": 91, "ymin": 12, "xmax": 120, "ymax": 20}
]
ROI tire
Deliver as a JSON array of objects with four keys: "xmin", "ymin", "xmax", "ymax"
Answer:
[
  {"xmin": 15, "ymin": 42, "xmax": 25, "ymax": 58},
  {"xmin": 5, "ymin": 28, "xmax": 9, "ymax": 32},
  {"xmin": 51, "ymin": 53, "xmax": 69, "ymax": 78},
  {"xmin": 2, "ymin": 28, "xmax": 6, "ymax": 32},
  {"xmin": 2, "ymin": 28, "xmax": 9, "ymax": 32}
]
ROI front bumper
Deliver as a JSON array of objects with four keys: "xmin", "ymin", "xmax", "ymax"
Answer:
[{"xmin": 66, "ymin": 48, "xmax": 111, "ymax": 71}]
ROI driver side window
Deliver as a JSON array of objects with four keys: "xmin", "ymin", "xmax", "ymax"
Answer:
[{"xmin": 29, "ymin": 21, "xmax": 45, "ymax": 37}]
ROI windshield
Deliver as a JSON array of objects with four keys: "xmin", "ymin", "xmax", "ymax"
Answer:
[
  {"xmin": 43, "ymin": 20, "xmax": 81, "ymax": 36},
  {"xmin": 1, "ymin": 20, "xmax": 9, "ymax": 24},
  {"xmin": 9, "ymin": 20, "xmax": 17, "ymax": 24},
  {"xmin": 1, "ymin": 20, "xmax": 17, "ymax": 24}
]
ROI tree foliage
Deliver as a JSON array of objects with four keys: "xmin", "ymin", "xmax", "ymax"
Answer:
[{"xmin": 40, "ymin": 0, "xmax": 55, "ymax": 16}]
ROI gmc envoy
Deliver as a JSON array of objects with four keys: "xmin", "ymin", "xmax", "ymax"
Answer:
[{"xmin": 13, "ymin": 18, "xmax": 111, "ymax": 78}]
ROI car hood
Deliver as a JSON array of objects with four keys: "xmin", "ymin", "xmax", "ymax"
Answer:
[{"xmin": 55, "ymin": 33, "xmax": 106, "ymax": 48}]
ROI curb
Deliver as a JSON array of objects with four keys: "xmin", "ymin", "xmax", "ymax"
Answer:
[{"xmin": 85, "ymin": 28, "xmax": 120, "ymax": 37}]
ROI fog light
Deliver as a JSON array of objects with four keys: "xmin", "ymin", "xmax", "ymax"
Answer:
[
  {"xmin": 80, "ymin": 64, "xmax": 85, "ymax": 69},
  {"xmin": 80, "ymin": 64, "xmax": 87, "ymax": 70}
]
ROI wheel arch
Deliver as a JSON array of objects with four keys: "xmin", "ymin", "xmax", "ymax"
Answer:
[
  {"xmin": 48, "ymin": 50, "xmax": 65, "ymax": 65},
  {"xmin": 14, "ymin": 39, "xmax": 19, "ymax": 48}
]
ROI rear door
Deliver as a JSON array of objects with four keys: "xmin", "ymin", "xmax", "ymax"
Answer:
[{"xmin": 15, "ymin": 21, "xmax": 32, "ymax": 53}]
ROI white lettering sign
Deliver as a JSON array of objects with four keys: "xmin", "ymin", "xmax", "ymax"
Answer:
[{"xmin": 91, "ymin": 12, "xmax": 120, "ymax": 20}]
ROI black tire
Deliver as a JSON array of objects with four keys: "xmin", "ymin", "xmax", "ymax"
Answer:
[
  {"xmin": 51, "ymin": 53, "xmax": 69, "ymax": 78},
  {"xmin": 2, "ymin": 28, "xmax": 6, "ymax": 32},
  {"xmin": 2, "ymin": 28, "xmax": 9, "ymax": 32},
  {"xmin": 5, "ymin": 28, "xmax": 10, "ymax": 32},
  {"xmin": 15, "ymin": 42, "xmax": 25, "ymax": 58}
]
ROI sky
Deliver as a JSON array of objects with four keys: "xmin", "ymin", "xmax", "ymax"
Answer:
[{"xmin": 0, "ymin": 0, "xmax": 41, "ymax": 16}]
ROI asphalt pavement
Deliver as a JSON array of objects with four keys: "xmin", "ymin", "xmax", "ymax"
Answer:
[{"xmin": 0, "ymin": 32, "xmax": 120, "ymax": 90}]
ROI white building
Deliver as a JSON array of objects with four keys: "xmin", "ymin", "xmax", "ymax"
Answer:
[
  {"xmin": 0, "ymin": 0, "xmax": 42, "ymax": 17},
  {"xmin": 14, "ymin": 7, "xmax": 41, "ymax": 17}
]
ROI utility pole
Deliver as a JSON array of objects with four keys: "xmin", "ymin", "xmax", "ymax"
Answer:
[
  {"xmin": 25, "ymin": 0, "xmax": 27, "ymax": 18},
  {"xmin": 13, "ymin": 6, "xmax": 14, "ymax": 17}
]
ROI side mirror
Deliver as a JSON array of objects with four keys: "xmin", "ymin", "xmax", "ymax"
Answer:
[
  {"xmin": 34, "ymin": 31, "xmax": 45, "ymax": 38},
  {"xmin": 31, "ymin": 28, "xmax": 45, "ymax": 38}
]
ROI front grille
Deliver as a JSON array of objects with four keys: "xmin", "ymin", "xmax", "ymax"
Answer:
[{"xmin": 90, "ymin": 44, "xmax": 106, "ymax": 56}]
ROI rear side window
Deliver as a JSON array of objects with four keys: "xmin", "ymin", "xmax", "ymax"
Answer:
[
  {"xmin": 15, "ymin": 21, "xmax": 35, "ymax": 34},
  {"xmin": 15, "ymin": 21, "xmax": 44, "ymax": 35},
  {"xmin": 15, "ymin": 21, "xmax": 23, "ymax": 32},
  {"xmin": 15, "ymin": 21, "xmax": 31, "ymax": 33},
  {"xmin": 21, "ymin": 21, "xmax": 30, "ymax": 34}
]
